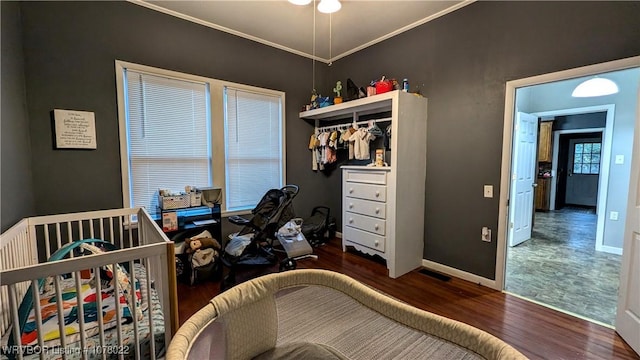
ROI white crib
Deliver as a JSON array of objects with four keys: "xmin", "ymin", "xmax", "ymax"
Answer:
[{"xmin": 0, "ymin": 208, "xmax": 178, "ymax": 360}]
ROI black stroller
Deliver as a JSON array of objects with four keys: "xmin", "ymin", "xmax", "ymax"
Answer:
[{"xmin": 221, "ymin": 185, "xmax": 314, "ymax": 290}]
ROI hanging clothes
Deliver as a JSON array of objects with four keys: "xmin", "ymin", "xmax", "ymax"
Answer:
[
  {"xmin": 349, "ymin": 127, "xmax": 375, "ymax": 160},
  {"xmin": 309, "ymin": 132, "xmax": 318, "ymax": 171}
]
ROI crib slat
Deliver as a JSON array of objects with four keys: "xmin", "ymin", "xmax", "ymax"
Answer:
[
  {"xmin": 74, "ymin": 270, "xmax": 87, "ymax": 360},
  {"xmin": 9, "ymin": 284, "xmax": 24, "ymax": 360},
  {"xmin": 109, "ymin": 217, "xmax": 115, "ymax": 246},
  {"xmin": 119, "ymin": 216, "xmax": 124, "ymax": 249},
  {"xmin": 93, "ymin": 266, "xmax": 107, "ymax": 360},
  {"xmin": 78, "ymin": 220, "xmax": 84, "ymax": 242},
  {"xmin": 113, "ymin": 263, "xmax": 124, "ymax": 359},
  {"xmin": 53, "ymin": 276, "xmax": 68, "ymax": 359},
  {"xmin": 68, "ymin": 221, "xmax": 74, "ymax": 245},
  {"xmin": 56, "ymin": 223, "xmax": 62, "ymax": 253},
  {"xmin": 99, "ymin": 218, "xmax": 105, "ymax": 244},
  {"xmin": 129, "ymin": 260, "xmax": 141, "ymax": 360},
  {"xmin": 128, "ymin": 217, "xmax": 134, "ymax": 249},
  {"xmin": 145, "ymin": 257, "xmax": 156, "ymax": 360},
  {"xmin": 30, "ymin": 280, "xmax": 45, "ymax": 360},
  {"xmin": 44, "ymin": 224, "xmax": 52, "ymax": 260},
  {"xmin": 90, "ymin": 218, "xmax": 95, "ymax": 239}
]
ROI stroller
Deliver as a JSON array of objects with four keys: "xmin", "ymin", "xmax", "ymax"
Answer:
[{"xmin": 221, "ymin": 185, "xmax": 315, "ymax": 290}]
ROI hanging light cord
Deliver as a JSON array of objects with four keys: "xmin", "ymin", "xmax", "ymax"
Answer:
[
  {"xmin": 328, "ymin": 12, "xmax": 332, "ymax": 66},
  {"xmin": 312, "ymin": 0, "xmax": 316, "ymax": 91}
]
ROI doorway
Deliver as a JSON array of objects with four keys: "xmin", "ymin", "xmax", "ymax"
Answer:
[
  {"xmin": 495, "ymin": 59, "xmax": 640, "ymax": 344},
  {"xmin": 557, "ymin": 132, "xmax": 602, "ymax": 210},
  {"xmin": 506, "ymin": 108, "xmax": 620, "ymax": 326}
]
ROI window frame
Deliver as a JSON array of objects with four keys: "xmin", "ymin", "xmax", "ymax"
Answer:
[{"xmin": 115, "ymin": 60, "xmax": 286, "ymax": 215}]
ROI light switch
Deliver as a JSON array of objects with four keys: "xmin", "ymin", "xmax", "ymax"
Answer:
[
  {"xmin": 483, "ymin": 185, "xmax": 493, "ymax": 198},
  {"xmin": 615, "ymin": 155, "xmax": 624, "ymax": 165}
]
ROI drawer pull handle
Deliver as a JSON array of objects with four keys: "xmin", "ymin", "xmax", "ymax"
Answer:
[
  {"xmin": 375, "ymin": 208, "xmax": 380, "ymax": 214},
  {"xmin": 375, "ymin": 191, "xmax": 380, "ymax": 197},
  {"xmin": 349, "ymin": 218, "xmax": 354, "ymax": 224},
  {"xmin": 349, "ymin": 188, "xmax": 354, "ymax": 194},
  {"xmin": 349, "ymin": 203, "xmax": 354, "ymax": 209},
  {"xmin": 374, "ymin": 240, "xmax": 379, "ymax": 247},
  {"xmin": 374, "ymin": 224, "xmax": 379, "ymax": 230}
]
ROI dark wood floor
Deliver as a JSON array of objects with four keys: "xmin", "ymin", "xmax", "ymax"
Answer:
[{"xmin": 177, "ymin": 238, "xmax": 639, "ymax": 360}]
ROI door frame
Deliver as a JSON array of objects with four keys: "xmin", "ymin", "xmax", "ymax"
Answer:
[{"xmin": 495, "ymin": 55, "xmax": 640, "ymax": 291}]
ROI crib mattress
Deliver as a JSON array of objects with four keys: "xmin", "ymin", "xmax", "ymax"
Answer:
[{"xmin": 1, "ymin": 265, "xmax": 166, "ymax": 360}]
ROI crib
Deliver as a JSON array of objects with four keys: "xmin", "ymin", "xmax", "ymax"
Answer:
[{"xmin": 0, "ymin": 207, "xmax": 178, "ymax": 360}]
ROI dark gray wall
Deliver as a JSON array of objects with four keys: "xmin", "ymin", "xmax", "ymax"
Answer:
[
  {"xmin": 554, "ymin": 112, "xmax": 607, "ymax": 131},
  {"xmin": 326, "ymin": 1, "xmax": 640, "ymax": 279},
  {"xmin": 7, "ymin": 1, "xmax": 640, "ymax": 279},
  {"xmin": 1, "ymin": 1, "xmax": 35, "ymax": 232},
  {"xmin": 17, "ymin": 1, "xmax": 329, "ymax": 226}
]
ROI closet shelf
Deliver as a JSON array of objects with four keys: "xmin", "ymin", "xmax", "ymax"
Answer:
[{"xmin": 299, "ymin": 90, "xmax": 398, "ymax": 121}]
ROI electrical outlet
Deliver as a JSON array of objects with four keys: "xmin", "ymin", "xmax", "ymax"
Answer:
[
  {"xmin": 481, "ymin": 227, "xmax": 491, "ymax": 242},
  {"xmin": 610, "ymin": 211, "xmax": 619, "ymax": 221}
]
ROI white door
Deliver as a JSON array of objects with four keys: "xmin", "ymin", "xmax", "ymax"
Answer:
[
  {"xmin": 616, "ymin": 98, "xmax": 640, "ymax": 355},
  {"xmin": 509, "ymin": 112, "xmax": 538, "ymax": 247}
]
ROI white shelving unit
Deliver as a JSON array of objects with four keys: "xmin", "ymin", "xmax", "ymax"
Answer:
[{"xmin": 300, "ymin": 90, "xmax": 428, "ymax": 278}]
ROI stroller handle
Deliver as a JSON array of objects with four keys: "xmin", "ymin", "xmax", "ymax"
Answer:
[{"xmin": 281, "ymin": 184, "xmax": 299, "ymax": 198}]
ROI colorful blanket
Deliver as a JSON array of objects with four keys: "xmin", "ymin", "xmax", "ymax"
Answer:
[{"xmin": 20, "ymin": 267, "xmax": 144, "ymax": 347}]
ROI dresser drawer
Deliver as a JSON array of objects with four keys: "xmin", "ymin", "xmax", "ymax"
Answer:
[
  {"xmin": 344, "ymin": 182, "xmax": 386, "ymax": 202},
  {"xmin": 345, "ymin": 211, "xmax": 386, "ymax": 235},
  {"xmin": 344, "ymin": 226, "xmax": 385, "ymax": 252},
  {"xmin": 345, "ymin": 197, "xmax": 386, "ymax": 219},
  {"xmin": 344, "ymin": 170, "xmax": 387, "ymax": 185}
]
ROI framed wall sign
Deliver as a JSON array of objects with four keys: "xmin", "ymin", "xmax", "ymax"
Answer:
[{"xmin": 54, "ymin": 109, "xmax": 97, "ymax": 149}]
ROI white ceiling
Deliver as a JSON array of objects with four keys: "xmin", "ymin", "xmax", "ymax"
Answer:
[{"xmin": 133, "ymin": 0, "xmax": 472, "ymax": 63}]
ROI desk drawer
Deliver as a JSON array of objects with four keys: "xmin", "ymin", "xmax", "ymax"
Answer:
[
  {"xmin": 345, "ymin": 197, "xmax": 386, "ymax": 219},
  {"xmin": 345, "ymin": 182, "xmax": 386, "ymax": 202},
  {"xmin": 344, "ymin": 226, "xmax": 385, "ymax": 252},
  {"xmin": 345, "ymin": 211, "xmax": 386, "ymax": 236}
]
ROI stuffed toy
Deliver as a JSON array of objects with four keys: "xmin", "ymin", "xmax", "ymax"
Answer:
[{"xmin": 185, "ymin": 236, "xmax": 221, "ymax": 254}]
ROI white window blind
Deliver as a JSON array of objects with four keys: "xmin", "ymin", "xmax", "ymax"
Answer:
[
  {"xmin": 124, "ymin": 70, "xmax": 211, "ymax": 211},
  {"xmin": 224, "ymin": 88, "xmax": 283, "ymax": 211}
]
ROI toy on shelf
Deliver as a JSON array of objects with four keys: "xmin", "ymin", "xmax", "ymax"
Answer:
[{"xmin": 333, "ymin": 81, "xmax": 343, "ymax": 104}]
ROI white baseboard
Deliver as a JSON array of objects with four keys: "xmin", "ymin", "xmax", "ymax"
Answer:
[
  {"xmin": 421, "ymin": 259, "xmax": 499, "ymax": 290},
  {"xmin": 596, "ymin": 244, "xmax": 623, "ymax": 255},
  {"xmin": 335, "ymin": 231, "xmax": 342, "ymax": 238}
]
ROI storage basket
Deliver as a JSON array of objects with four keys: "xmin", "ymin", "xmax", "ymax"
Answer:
[{"xmin": 159, "ymin": 194, "xmax": 190, "ymax": 210}]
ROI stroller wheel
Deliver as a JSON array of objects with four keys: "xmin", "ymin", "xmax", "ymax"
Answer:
[{"xmin": 279, "ymin": 258, "xmax": 297, "ymax": 271}]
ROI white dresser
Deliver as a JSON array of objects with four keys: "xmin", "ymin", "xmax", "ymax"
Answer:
[
  {"xmin": 342, "ymin": 167, "xmax": 389, "ymax": 255},
  {"xmin": 300, "ymin": 90, "xmax": 427, "ymax": 278}
]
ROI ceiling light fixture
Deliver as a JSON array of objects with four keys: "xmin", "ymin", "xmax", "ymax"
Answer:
[
  {"xmin": 290, "ymin": 0, "xmax": 341, "ymax": 14},
  {"xmin": 317, "ymin": 0, "xmax": 341, "ymax": 14},
  {"xmin": 571, "ymin": 77, "xmax": 619, "ymax": 97},
  {"xmin": 288, "ymin": 0, "xmax": 312, "ymax": 5}
]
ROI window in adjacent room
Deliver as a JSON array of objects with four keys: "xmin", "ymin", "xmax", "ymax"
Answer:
[
  {"xmin": 572, "ymin": 142, "xmax": 601, "ymax": 174},
  {"xmin": 115, "ymin": 61, "xmax": 285, "ymax": 214}
]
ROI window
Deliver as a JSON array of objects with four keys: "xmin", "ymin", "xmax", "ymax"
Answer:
[
  {"xmin": 116, "ymin": 61, "xmax": 285, "ymax": 214},
  {"xmin": 224, "ymin": 88, "xmax": 284, "ymax": 211},
  {"xmin": 573, "ymin": 142, "xmax": 601, "ymax": 174}
]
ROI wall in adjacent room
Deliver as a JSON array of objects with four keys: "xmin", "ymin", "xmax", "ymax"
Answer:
[
  {"xmin": 1, "ymin": 1, "xmax": 35, "ymax": 232},
  {"xmin": 523, "ymin": 68, "xmax": 640, "ymax": 250},
  {"xmin": 326, "ymin": 1, "xmax": 640, "ymax": 279}
]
